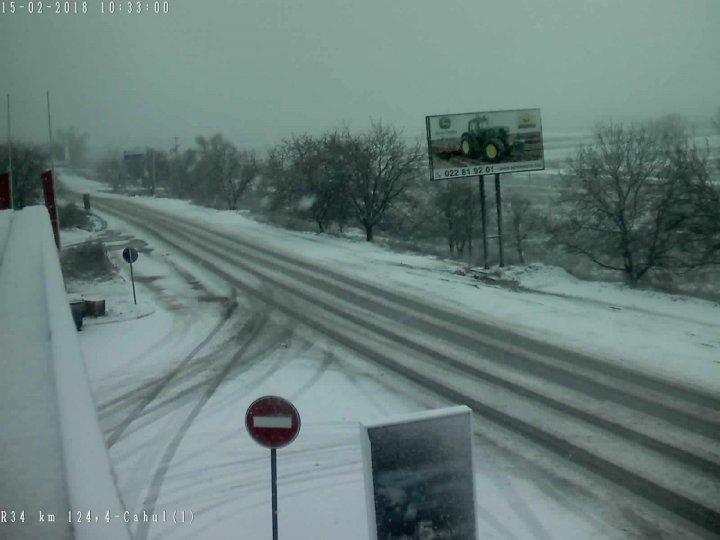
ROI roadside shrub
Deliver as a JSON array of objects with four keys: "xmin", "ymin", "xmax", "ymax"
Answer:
[
  {"xmin": 60, "ymin": 242, "xmax": 115, "ymax": 281},
  {"xmin": 59, "ymin": 202, "xmax": 91, "ymax": 230}
]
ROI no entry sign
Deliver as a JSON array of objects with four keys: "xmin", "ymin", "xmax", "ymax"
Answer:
[
  {"xmin": 121, "ymin": 246, "xmax": 139, "ymax": 305},
  {"xmin": 246, "ymin": 396, "xmax": 301, "ymax": 449},
  {"xmin": 246, "ymin": 396, "xmax": 301, "ymax": 540},
  {"xmin": 122, "ymin": 247, "xmax": 139, "ymax": 264}
]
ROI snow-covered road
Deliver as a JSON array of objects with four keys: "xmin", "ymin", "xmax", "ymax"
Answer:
[{"xmin": 58, "ymin": 171, "xmax": 720, "ymax": 539}]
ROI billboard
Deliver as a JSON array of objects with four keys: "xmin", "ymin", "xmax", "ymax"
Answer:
[
  {"xmin": 426, "ymin": 108, "xmax": 544, "ymax": 180},
  {"xmin": 361, "ymin": 406, "xmax": 477, "ymax": 540}
]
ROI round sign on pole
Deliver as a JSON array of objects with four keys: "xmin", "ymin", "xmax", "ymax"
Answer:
[
  {"xmin": 122, "ymin": 247, "xmax": 139, "ymax": 264},
  {"xmin": 246, "ymin": 396, "xmax": 301, "ymax": 449}
]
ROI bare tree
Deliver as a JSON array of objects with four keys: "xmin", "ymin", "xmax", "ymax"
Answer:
[
  {"xmin": 55, "ymin": 127, "xmax": 89, "ymax": 169},
  {"xmin": 553, "ymin": 123, "xmax": 720, "ymax": 284},
  {"xmin": 167, "ymin": 146, "xmax": 198, "ymax": 199},
  {"xmin": 314, "ymin": 129, "xmax": 354, "ymax": 232},
  {"xmin": 290, "ymin": 134, "xmax": 336, "ymax": 231},
  {"xmin": 505, "ymin": 193, "xmax": 540, "ymax": 264},
  {"xmin": 193, "ymin": 134, "xmax": 257, "ymax": 210},
  {"xmin": 712, "ymin": 108, "xmax": 720, "ymax": 175},
  {"xmin": 0, "ymin": 142, "xmax": 49, "ymax": 208},
  {"xmin": 262, "ymin": 142, "xmax": 292, "ymax": 211},
  {"xmin": 263, "ymin": 133, "xmax": 347, "ymax": 232},
  {"xmin": 227, "ymin": 149, "xmax": 259, "ymax": 210},
  {"xmin": 262, "ymin": 123, "xmax": 422, "ymax": 239},
  {"xmin": 348, "ymin": 121, "xmax": 424, "ymax": 241},
  {"xmin": 123, "ymin": 155, "xmax": 148, "ymax": 189},
  {"xmin": 94, "ymin": 153, "xmax": 125, "ymax": 191},
  {"xmin": 378, "ymin": 175, "xmax": 431, "ymax": 240},
  {"xmin": 435, "ymin": 182, "xmax": 476, "ymax": 256}
]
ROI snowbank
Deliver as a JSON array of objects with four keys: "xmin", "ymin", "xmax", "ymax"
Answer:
[{"xmin": 0, "ymin": 207, "xmax": 130, "ymax": 540}]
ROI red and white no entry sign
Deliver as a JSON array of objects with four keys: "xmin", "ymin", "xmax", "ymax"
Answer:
[{"xmin": 245, "ymin": 396, "xmax": 301, "ymax": 449}]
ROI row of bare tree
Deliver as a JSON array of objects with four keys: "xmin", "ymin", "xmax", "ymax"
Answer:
[
  {"xmin": 94, "ymin": 134, "xmax": 259, "ymax": 210},
  {"xmin": 264, "ymin": 123, "xmax": 425, "ymax": 241},
  {"xmin": 0, "ymin": 126, "xmax": 90, "ymax": 208},
  {"xmin": 89, "ymin": 108, "xmax": 720, "ymax": 284},
  {"xmin": 553, "ymin": 118, "xmax": 720, "ymax": 283},
  {"xmin": 97, "ymin": 122, "xmax": 425, "ymax": 242}
]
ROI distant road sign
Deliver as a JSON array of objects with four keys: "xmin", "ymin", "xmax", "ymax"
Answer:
[
  {"xmin": 123, "ymin": 151, "xmax": 145, "ymax": 160},
  {"xmin": 246, "ymin": 396, "xmax": 301, "ymax": 449},
  {"xmin": 122, "ymin": 247, "xmax": 138, "ymax": 264}
]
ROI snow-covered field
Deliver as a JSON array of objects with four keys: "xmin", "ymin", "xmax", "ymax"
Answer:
[{"xmin": 52, "ymin": 171, "xmax": 719, "ymax": 539}]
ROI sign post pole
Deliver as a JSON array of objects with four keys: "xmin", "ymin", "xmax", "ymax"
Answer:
[
  {"xmin": 271, "ymin": 447, "xmax": 278, "ymax": 540},
  {"xmin": 245, "ymin": 395, "xmax": 301, "ymax": 540},
  {"xmin": 129, "ymin": 261, "xmax": 137, "ymax": 305},
  {"xmin": 122, "ymin": 247, "xmax": 139, "ymax": 305},
  {"xmin": 494, "ymin": 173, "xmax": 505, "ymax": 267},
  {"xmin": 479, "ymin": 175, "xmax": 489, "ymax": 269}
]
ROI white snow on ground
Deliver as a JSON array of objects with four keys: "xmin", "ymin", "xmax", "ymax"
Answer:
[
  {"xmin": 60, "ymin": 171, "xmax": 720, "ymax": 396},
  {"xmin": 60, "ymin": 226, "xmax": 95, "ymax": 247},
  {"xmin": 75, "ymin": 275, "xmax": 631, "ymax": 539},
  {"xmin": 47, "ymin": 170, "xmax": 716, "ymax": 539}
]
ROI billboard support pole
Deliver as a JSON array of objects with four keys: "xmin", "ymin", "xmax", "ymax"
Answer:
[
  {"xmin": 478, "ymin": 175, "xmax": 489, "ymax": 269},
  {"xmin": 494, "ymin": 173, "xmax": 505, "ymax": 267}
]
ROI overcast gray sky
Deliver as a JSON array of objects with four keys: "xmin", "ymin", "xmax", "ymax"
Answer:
[{"xmin": 2, "ymin": 0, "xmax": 719, "ymax": 153}]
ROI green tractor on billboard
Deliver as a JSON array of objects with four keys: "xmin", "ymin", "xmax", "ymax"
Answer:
[{"xmin": 459, "ymin": 116, "xmax": 524, "ymax": 162}]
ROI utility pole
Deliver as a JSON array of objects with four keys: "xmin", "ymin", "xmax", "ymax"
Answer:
[
  {"xmin": 7, "ymin": 93, "xmax": 13, "ymax": 209},
  {"xmin": 146, "ymin": 146, "xmax": 156, "ymax": 195},
  {"xmin": 46, "ymin": 91, "xmax": 61, "ymax": 247},
  {"xmin": 151, "ymin": 148, "xmax": 156, "ymax": 195},
  {"xmin": 46, "ymin": 91, "xmax": 55, "ymax": 172}
]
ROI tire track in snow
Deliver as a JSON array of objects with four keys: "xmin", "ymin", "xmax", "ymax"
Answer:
[
  {"xmin": 133, "ymin": 306, "xmax": 272, "ymax": 540},
  {"xmin": 103, "ymin": 198, "xmax": 720, "ymax": 432},
  {"xmin": 92, "ymin": 195, "xmax": 720, "ymax": 535},
  {"xmin": 287, "ymin": 351, "xmax": 335, "ymax": 402},
  {"xmin": 105, "ymin": 296, "xmax": 238, "ymax": 448},
  {"xmin": 119, "ymin": 322, "xmax": 300, "ymax": 519},
  {"xmin": 123, "ymin": 311, "xmax": 286, "ymax": 439},
  {"xmin": 474, "ymin": 433, "xmax": 553, "ymax": 540},
  {"xmin": 474, "ymin": 505, "xmax": 522, "ymax": 540}
]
